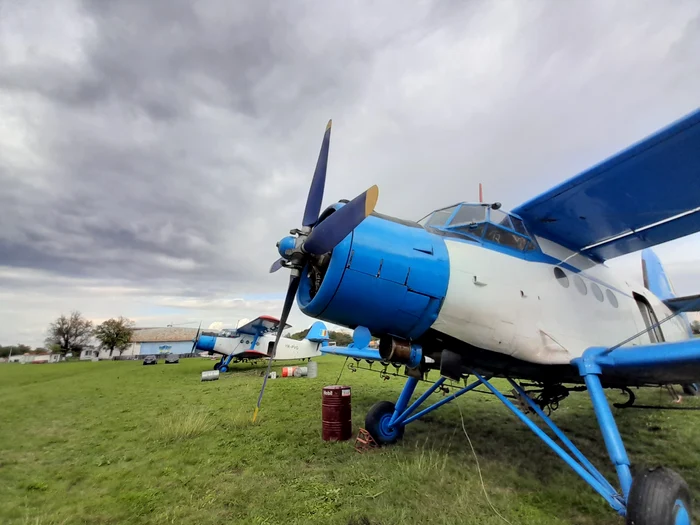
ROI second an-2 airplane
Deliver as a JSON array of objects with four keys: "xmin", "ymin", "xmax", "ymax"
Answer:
[
  {"xmin": 193, "ymin": 315, "xmax": 327, "ymax": 372},
  {"xmin": 258, "ymin": 109, "xmax": 700, "ymax": 524}
]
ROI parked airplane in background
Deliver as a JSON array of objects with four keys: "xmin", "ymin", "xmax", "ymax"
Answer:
[
  {"xmin": 260, "ymin": 110, "xmax": 700, "ymax": 524},
  {"xmin": 192, "ymin": 315, "xmax": 327, "ymax": 372}
]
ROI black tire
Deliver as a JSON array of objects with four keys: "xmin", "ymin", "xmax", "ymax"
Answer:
[
  {"xmin": 365, "ymin": 401, "xmax": 404, "ymax": 446},
  {"xmin": 626, "ymin": 466, "xmax": 692, "ymax": 525},
  {"xmin": 213, "ymin": 362, "xmax": 221, "ymax": 371},
  {"xmin": 681, "ymin": 383, "xmax": 699, "ymax": 397}
]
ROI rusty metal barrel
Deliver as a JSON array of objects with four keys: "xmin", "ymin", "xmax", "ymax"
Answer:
[{"xmin": 322, "ymin": 385, "xmax": 352, "ymax": 441}]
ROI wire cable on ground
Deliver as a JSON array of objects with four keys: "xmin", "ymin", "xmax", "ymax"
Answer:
[{"xmin": 457, "ymin": 401, "xmax": 515, "ymax": 525}]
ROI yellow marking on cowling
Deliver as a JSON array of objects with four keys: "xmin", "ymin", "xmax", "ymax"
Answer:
[{"xmin": 365, "ymin": 185, "xmax": 379, "ymax": 217}]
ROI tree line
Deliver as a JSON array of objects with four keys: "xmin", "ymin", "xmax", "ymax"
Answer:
[{"xmin": 1, "ymin": 311, "xmax": 136, "ymax": 359}]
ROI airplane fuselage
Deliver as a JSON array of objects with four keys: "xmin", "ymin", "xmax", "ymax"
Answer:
[
  {"xmin": 197, "ymin": 332, "xmax": 323, "ymax": 361},
  {"xmin": 295, "ymin": 205, "xmax": 693, "ymax": 385}
]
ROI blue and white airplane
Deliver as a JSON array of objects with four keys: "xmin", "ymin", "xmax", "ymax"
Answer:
[
  {"xmin": 259, "ymin": 111, "xmax": 700, "ymax": 524},
  {"xmin": 193, "ymin": 315, "xmax": 327, "ymax": 372}
]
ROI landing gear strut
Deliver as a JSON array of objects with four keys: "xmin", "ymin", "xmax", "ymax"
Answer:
[{"xmin": 364, "ymin": 367, "xmax": 693, "ymax": 524}]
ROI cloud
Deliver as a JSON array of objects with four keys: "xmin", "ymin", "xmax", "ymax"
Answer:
[{"xmin": 1, "ymin": 0, "xmax": 700, "ymax": 346}]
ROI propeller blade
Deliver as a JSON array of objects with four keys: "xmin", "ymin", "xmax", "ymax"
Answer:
[
  {"xmin": 269, "ymin": 258, "xmax": 285, "ymax": 273},
  {"xmin": 190, "ymin": 321, "xmax": 202, "ymax": 354},
  {"xmin": 252, "ymin": 273, "xmax": 301, "ymax": 422},
  {"xmin": 302, "ymin": 119, "xmax": 332, "ymax": 227},
  {"xmin": 303, "ymin": 185, "xmax": 379, "ymax": 255}
]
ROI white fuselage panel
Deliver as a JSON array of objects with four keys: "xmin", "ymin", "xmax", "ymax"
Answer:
[
  {"xmin": 212, "ymin": 334, "xmax": 322, "ymax": 360},
  {"xmin": 431, "ymin": 239, "xmax": 690, "ymax": 365}
]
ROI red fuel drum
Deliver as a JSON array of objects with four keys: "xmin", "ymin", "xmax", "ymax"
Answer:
[{"xmin": 321, "ymin": 385, "xmax": 352, "ymax": 441}]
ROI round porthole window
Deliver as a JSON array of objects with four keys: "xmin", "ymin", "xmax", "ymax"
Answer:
[
  {"xmin": 554, "ymin": 267, "xmax": 569, "ymax": 288},
  {"xmin": 573, "ymin": 275, "xmax": 587, "ymax": 295},
  {"xmin": 606, "ymin": 289, "xmax": 618, "ymax": 308},
  {"xmin": 591, "ymin": 282, "xmax": 604, "ymax": 302}
]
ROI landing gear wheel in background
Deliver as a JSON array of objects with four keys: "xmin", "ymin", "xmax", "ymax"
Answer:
[
  {"xmin": 681, "ymin": 383, "xmax": 699, "ymax": 397},
  {"xmin": 626, "ymin": 466, "xmax": 691, "ymax": 525},
  {"xmin": 213, "ymin": 362, "xmax": 221, "ymax": 371},
  {"xmin": 365, "ymin": 401, "xmax": 404, "ymax": 446}
]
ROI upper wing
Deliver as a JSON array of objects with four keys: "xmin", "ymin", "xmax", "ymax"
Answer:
[
  {"xmin": 236, "ymin": 315, "xmax": 291, "ymax": 336},
  {"xmin": 512, "ymin": 108, "xmax": 700, "ymax": 261}
]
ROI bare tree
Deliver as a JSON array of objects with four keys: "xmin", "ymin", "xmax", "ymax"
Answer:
[
  {"xmin": 45, "ymin": 311, "xmax": 93, "ymax": 355},
  {"xmin": 93, "ymin": 317, "xmax": 135, "ymax": 357}
]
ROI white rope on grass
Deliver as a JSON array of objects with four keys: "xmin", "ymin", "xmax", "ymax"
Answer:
[{"xmin": 457, "ymin": 401, "xmax": 516, "ymax": 525}]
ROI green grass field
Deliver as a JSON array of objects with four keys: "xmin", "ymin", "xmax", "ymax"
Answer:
[{"xmin": 1, "ymin": 358, "xmax": 699, "ymax": 525}]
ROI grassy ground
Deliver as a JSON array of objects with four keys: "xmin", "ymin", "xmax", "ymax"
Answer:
[{"xmin": 1, "ymin": 357, "xmax": 699, "ymax": 525}]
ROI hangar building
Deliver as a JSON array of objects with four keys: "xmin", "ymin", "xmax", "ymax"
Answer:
[{"xmin": 121, "ymin": 327, "xmax": 200, "ymax": 358}]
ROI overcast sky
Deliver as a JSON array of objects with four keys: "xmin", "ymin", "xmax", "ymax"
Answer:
[{"xmin": 1, "ymin": 0, "xmax": 699, "ymax": 347}]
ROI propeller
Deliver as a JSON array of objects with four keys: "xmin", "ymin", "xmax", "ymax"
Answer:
[
  {"xmin": 252, "ymin": 119, "xmax": 380, "ymax": 422},
  {"xmin": 190, "ymin": 321, "xmax": 202, "ymax": 355}
]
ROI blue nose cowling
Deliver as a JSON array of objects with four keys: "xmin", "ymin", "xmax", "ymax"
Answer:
[
  {"xmin": 195, "ymin": 335, "xmax": 216, "ymax": 352},
  {"xmin": 277, "ymin": 235, "xmax": 297, "ymax": 259},
  {"xmin": 296, "ymin": 213, "xmax": 450, "ymax": 341}
]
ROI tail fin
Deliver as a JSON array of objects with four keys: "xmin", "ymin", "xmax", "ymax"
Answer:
[
  {"xmin": 643, "ymin": 249, "xmax": 698, "ymax": 335},
  {"xmin": 641, "ymin": 248, "xmax": 676, "ymax": 301}
]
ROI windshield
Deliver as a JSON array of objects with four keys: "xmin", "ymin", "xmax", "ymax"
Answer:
[{"xmin": 448, "ymin": 204, "xmax": 487, "ymax": 225}]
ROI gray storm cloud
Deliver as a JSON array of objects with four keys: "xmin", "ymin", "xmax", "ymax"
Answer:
[{"xmin": 1, "ymin": 0, "xmax": 699, "ymax": 345}]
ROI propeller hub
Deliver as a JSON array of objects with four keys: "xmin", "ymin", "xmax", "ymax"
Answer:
[{"xmin": 277, "ymin": 235, "xmax": 297, "ymax": 259}]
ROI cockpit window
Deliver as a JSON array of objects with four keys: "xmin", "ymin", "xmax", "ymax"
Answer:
[
  {"xmin": 425, "ymin": 206, "xmax": 457, "ymax": 227},
  {"xmin": 510, "ymin": 216, "xmax": 528, "ymax": 236},
  {"xmin": 419, "ymin": 202, "xmax": 538, "ymax": 254},
  {"xmin": 484, "ymin": 224, "xmax": 530, "ymax": 251},
  {"xmin": 489, "ymin": 209, "xmax": 513, "ymax": 229},
  {"xmin": 448, "ymin": 204, "xmax": 486, "ymax": 225}
]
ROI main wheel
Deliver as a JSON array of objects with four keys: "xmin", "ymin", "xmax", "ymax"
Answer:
[
  {"xmin": 681, "ymin": 383, "xmax": 699, "ymax": 397},
  {"xmin": 626, "ymin": 466, "xmax": 691, "ymax": 525},
  {"xmin": 213, "ymin": 362, "xmax": 221, "ymax": 371},
  {"xmin": 365, "ymin": 401, "xmax": 404, "ymax": 446}
]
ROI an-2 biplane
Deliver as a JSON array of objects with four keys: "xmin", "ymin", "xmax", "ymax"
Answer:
[
  {"xmin": 257, "ymin": 109, "xmax": 700, "ymax": 524},
  {"xmin": 193, "ymin": 315, "xmax": 327, "ymax": 372}
]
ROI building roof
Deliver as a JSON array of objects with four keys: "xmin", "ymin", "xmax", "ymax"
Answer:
[{"xmin": 130, "ymin": 327, "xmax": 199, "ymax": 343}]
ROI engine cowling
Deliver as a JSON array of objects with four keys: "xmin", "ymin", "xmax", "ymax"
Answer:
[{"xmin": 297, "ymin": 208, "xmax": 450, "ymax": 341}]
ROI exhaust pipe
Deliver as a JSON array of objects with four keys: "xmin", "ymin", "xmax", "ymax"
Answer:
[{"xmin": 379, "ymin": 337, "xmax": 422, "ymax": 369}]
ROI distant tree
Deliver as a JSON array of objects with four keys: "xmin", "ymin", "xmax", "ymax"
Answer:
[
  {"xmin": 289, "ymin": 329, "xmax": 309, "ymax": 341},
  {"xmin": 692, "ymin": 320, "xmax": 700, "ymax": 335},
  {"xmin": 288, "ymin": 328, "xmax": 356, "ymax": 346},
  {"xmin": 330, "ymin": 330, "xmax": 353, "ymax": 347},
  {"xmin": 93, "ymin": 317, "xmax": 135, "ymax": 357},
  {"xmin": 45, "ymin": 311, "xmax": 94, "ymax": 355}
]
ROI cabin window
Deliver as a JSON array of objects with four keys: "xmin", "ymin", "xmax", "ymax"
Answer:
[
  {"xmin": 591, "ymin": 282, "xmax": 604, "ymax": 302},
  {"xmin": 449, "ymin": 205, "xmax": 486, "ymax": 225},
  {"xmin": 554, "ymin": 267, "xmax": 569, "ymax": 288},
  {"xmin": 573, "ymin": 275, "xmax": 587, "ymax": 295},
  {"xmin": 606, "ymin": 289, "xmax": 618, "ymax": 308}
]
